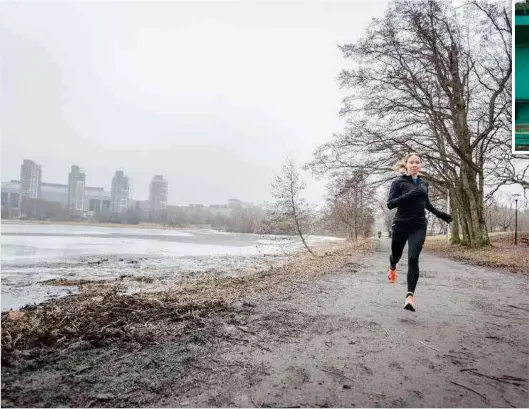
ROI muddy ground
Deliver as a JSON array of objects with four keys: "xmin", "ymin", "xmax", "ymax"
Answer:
[{"xmin": 2, "ymin": 239, "xmax": 528, "ymax": 408}]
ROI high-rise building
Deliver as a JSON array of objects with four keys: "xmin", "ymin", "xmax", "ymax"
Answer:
[
  {"xmin": 20, "ymin": 159, "xmax": 42, "ymax": 200},
  {"xmin": 110, "ymin": 170, "xmax": 129, "ymax": 213},
  {"xmin": 2, "ymin": 180, "xmax": 110, "ymax": 213},
  {"xmin": 149, "ymin": 175, "xmax": 168, "ymax": 212},
  {"xmin": 68, "ymin": 165, "xmax": 86, "ymax": 213}
]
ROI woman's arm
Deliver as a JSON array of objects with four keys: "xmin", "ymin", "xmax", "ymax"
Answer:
[
  {"xmin": 387, "ymin": 179, "xmax": 417, "ymax": 209},
  {"xmin": 424, "ymin": 185, "xmax": 452, "ymax": 223},
  {"xmin": 425, "ymin": 197, "xmax": 443, "ymax": 217}
]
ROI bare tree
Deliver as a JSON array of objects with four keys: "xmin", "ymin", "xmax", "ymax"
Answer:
[
  {"xmin": 308, "ymin": 0, "xmax": 512, "ymax": 248},
  {"xmin": 270, "ymin": 157, "xmax": 315, "ymax": 256},
  {"xmin": 325, "ymin": 169, "xmax": 376, "ymax": 240},
  {"xmin": 495, "ymin": 204, "xmax": 514, "ymax": 231},
  {"xmin": 382, "ymin": 207, "xmax": 396, "ymax": 237},
  {"xmin": 486, "ymin": 153, "xmax": 529, "ymax": 199},
  {"xmin": 484, "ymin": 196, "xmax": 498, "ymax": 232}
]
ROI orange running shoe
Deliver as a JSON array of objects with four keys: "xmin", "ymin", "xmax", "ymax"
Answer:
[{"xmin": 387, "ymin": 267, "xmax": 397, "ymax": 283}]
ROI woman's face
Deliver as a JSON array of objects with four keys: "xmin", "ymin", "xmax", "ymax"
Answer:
[{"xmin": 406, "ymin": 155, "xmax": 421, "ymax": 176}]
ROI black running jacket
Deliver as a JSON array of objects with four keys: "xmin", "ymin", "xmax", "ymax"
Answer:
[{"xmin": 387, "ymin": 175, "xmax": 451, "ymax": 225}]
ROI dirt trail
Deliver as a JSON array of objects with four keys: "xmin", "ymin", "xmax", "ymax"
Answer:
[{"xmin": 2, "ymin": 239, "xmax": 528, "ymax": 408}]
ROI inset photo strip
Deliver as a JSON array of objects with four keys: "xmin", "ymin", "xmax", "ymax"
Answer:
[{"xmin": 515, "ymin": 0, "xmax": 529, "ymax": 153}]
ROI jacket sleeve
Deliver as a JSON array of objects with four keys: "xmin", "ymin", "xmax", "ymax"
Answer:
[
  {"xmin": 425, "ymin": 196, "xmax": 443, "ymax": 217},
  {"xmin": 387, "ymin": 179, "xmax": 413, "ymax": 209}
]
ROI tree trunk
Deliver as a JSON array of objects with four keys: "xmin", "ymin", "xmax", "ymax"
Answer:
[
  {"xmin": 448, "ymin": 34, "xmax": 490, "ymax": 248},
  {"xmin": 290, "ymin": 194, "xmax": 315, "ymax": 256},
  {"xmin": 354, "ymin": 189, "xmax": 358, "ymax": 241},
  {"xmin": 456, "ymin": 162, "xmax": 490, "ymax": 247},
  {"xmin": 449, "ymin": 187, "xmax": 461, "ymax": 244}
]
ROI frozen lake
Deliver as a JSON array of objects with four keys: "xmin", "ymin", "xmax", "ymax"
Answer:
[{"xmin": 1, "ymin": 222, "xmax": 341, "ymax": 310}]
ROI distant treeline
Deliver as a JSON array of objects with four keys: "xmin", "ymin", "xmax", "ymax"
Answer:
[
  {"xmin": 3, "ymin": 194, "xmax": 527, "ymax": 238},
  {"xmin": 1, "ymin": 197, "xmax": 365, "ymax": 237}
]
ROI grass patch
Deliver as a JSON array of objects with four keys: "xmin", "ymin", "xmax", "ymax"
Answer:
[{"xmin": 424, "ymin": 232, "xmax": 529, "ymax": 274}]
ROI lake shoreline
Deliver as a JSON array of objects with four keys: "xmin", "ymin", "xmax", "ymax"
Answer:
[
  {"xmin": 2, "ymin": 219, "xmax": 346, "ymax": 239},
  {"xmin": 1, "ymin": 219, "xmax": 210, "ymax": 231},
  {"xmin": 1, "ymin": 222, "xmax": 345, "ymax": 311},
  {"xmin": 1, "ymin": 238, "xmax": 371, "ymax": 361}
]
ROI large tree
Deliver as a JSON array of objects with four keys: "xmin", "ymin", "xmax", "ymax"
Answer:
[{"xmin": 308, "ymin": 0, "xmax": 513, "ymax": 247}]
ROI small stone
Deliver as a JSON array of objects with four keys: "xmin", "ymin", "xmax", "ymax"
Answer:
[
  {"xmin": 96, "ymin": 393, "xmax": 114, "ymax": 400},
  {"xmin": 223, "ymin": 324, "xmax": 237, "ymax": 336},
  {"xmin": 7, "ymin": 310, "xmax": 26, "ymax": 321},
  {"xmin": 68, "ymin": 340, "xmax": 91, "ymax": 351},
  {"xmin": 75, "ymin": 364, "xmax": 92, "ymax": 374},
  {"xmin": 231, "ymin": 301, "xmax": 244, "ymax": 311},
  {"xmin": 343, "ymin": 385, "xmax": 352, "ymax": 389}
]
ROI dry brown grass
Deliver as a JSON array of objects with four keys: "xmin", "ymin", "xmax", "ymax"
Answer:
[
  {"xmin": 424, "ymin": 232, "xmax": 529, "ymax": 274},
  {"xmin": 1, "ymin": 239, "xmax": 373, "ymax": 363},
  {"xmin": 39, "ymin": 278, "xmax": 108, "ymax": 286}
]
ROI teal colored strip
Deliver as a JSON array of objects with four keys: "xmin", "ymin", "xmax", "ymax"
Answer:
[{"xmin": 516, "ymin": 15, "xmax": 529, "ymax": 25}]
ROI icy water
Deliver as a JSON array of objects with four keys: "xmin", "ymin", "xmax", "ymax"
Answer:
[{"xmin": 1, "ymin": 222, "xmax": 340, "ymax": 311}]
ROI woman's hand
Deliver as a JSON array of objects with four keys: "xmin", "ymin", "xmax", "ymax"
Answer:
[
  {"xmin": 410, "ymin": 186, "xmax": 428, "ymax": 198},
  {"xmin": 439, "ymin": 212, "xmax": 452, "ymax": 223}
]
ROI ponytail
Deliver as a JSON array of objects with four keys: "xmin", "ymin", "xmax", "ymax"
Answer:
[{"xmin": 392, "ymin": 159, "xmax": 407, "ymax": 173}]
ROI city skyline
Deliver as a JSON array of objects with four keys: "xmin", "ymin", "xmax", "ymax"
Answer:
[
  {"xmin": 2, "ymin": 157, "xmax": 271, "ymax": 207},
  {"xmin": 3, "ymin": 158, "xmax": 259, "ymax": 209},
  {"xmin": 5, "ymin": 158, "xmax": 173, "ymax": 211}
]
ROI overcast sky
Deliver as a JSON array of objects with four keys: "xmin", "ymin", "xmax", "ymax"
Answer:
[{"xmin": 1, "ymin": 0, "xmax": 396, "ymax": 205}]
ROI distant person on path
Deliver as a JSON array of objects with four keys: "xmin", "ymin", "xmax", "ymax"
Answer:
[
  {"xmin": 386, "ymin": 153, "xmax": 452, "ymax": 312},
  {"xmin": 378, "ymin": 231, "xmax": 382, "ymax": 239}
]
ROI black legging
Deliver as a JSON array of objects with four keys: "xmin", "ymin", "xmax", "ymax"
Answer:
[{"xmin": 389, "ymin": 222, "xmax": 427, "ymax": 295}]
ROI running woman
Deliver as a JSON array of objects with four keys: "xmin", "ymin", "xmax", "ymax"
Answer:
[{"xmin": 386, "ymin": 153, "xmax": 452, "ymax": 312}]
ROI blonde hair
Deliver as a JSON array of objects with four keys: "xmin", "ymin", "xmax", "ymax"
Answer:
[{"xmin": 393, "ymin": 153, "xmax": 422, "ymax": 173}]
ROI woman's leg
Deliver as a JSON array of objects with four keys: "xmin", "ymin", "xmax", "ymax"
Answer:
[
  {"xmin": 406, "ymin": 225, "xmax": 427, "ymax": 294},
  {"xmin": 390, "ymin": 224, "xmax": 408, "ymax": 269}
]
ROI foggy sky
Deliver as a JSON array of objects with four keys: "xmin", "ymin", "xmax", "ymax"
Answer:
[{"xmin": 1, "ymin": 0, "xmax": 393, "ymax": 205}]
